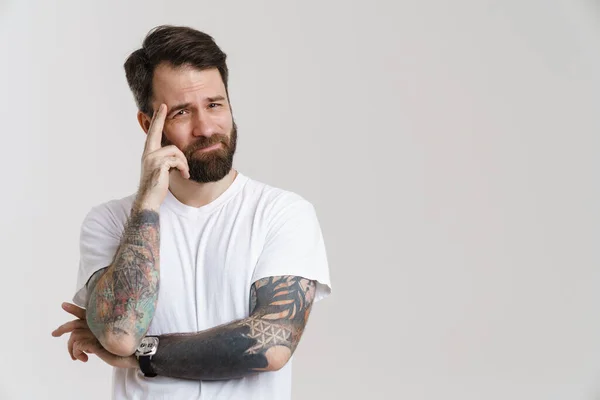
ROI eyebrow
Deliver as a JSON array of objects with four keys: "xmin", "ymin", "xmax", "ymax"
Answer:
[
  {"xmin": 207, "ymin": 95, "xmax": 226, "ymax": 103},
  {"xmin": 167, "ymin": 96, "xmax": 227, "ymax": 115}
]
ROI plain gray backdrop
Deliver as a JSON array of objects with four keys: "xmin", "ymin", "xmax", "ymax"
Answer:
[{"xmin": 1, "ymin": 0, "xmax": 599, "ymax": 399}]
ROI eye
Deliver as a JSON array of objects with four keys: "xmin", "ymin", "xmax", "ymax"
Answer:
[
  {"xmin": 208, "ymin": 103, "xmax": 222, "ymax": 109},
  {"xmin": 173, "ymin": 110, "xmax": 188, "ymax": 118}
]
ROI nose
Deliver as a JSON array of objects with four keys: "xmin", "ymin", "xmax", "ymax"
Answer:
[{"xmin": 192, "ymin": 110, "xmax": 218, "ymax": 137}]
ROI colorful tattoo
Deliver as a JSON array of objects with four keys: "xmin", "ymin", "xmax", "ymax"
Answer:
[
  {"xmin": 86, "ymin": 209, "xmax": 160, "ymax": 350},
  {"xmin": 86, "ymin": 267, "xmax": 108, "ymax": 292}
]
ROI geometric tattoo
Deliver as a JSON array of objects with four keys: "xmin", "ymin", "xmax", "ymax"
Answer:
[
  {"xmin": 247, "ymin": 276, "xmax": 316, "ymax": 353},
  {"xmin": 149, "ymin": 275, "xmax": 317, "ymax": 380}
]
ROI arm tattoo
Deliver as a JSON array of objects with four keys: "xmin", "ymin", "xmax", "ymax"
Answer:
[
  {"xmin": 85, "ymin": 267, "xmax": 108, "ymax": 292},
  {"xmin": 249, "ymin": 284, "xmax": 257, "ymax": 314},
  {"xmin": 86, "ymin": 208, "xmax": 160, "ymax": 353},
  {"xmin": 150, "ymin": 276, "xmax": 317, "ymax": 380}
]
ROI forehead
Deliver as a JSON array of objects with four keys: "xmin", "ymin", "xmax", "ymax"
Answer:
[{"xmin": 151, "ymin": 63, "xmax": 226, "ymax": 108}]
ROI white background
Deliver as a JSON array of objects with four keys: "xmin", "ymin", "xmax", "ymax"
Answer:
[{"xmin": 1, "ymin": 0, "xmax": 599, "ymax": 399}]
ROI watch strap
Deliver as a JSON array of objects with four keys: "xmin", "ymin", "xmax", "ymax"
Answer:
[{"xmin": 138, "ymin": 355, "xmax": 157, "ymax": 377}]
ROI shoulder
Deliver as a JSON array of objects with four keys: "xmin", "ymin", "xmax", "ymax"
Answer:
[
  {"xmin": 238, "ymin": 175, "xmax": 321, "ymax": 243},
  {"xmin": 81, "ymin": 193, "xmax": 136, "ymax": 237},
  {"xmin": 240, "ymin": 174, "xmax": 316, "ymax": 220}
]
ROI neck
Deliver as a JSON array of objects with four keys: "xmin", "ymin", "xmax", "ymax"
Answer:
[{"xmin": 168, "ymin": 168, "xmax": 238, "ymax": 208}]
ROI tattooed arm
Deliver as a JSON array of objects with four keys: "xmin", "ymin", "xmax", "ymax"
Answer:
[
  {"xmin": 85, "ymin": 208, "xmax": 160, "ymax": 357},
  {"xmin": 146, "ymin": 276, "xmax": 316, "ymax": 380}
]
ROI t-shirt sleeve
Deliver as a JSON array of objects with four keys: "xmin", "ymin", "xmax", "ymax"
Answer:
[
  {"xmin": 252, "ymin": 197, "xmax": 332, "ymax": 303},
  {"xmin": 71, "ymin": 205, "xmax": 123, "ymax": 308}
]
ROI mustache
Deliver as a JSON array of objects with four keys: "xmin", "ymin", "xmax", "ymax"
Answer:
[{"xmin": 185, "ymin": 134, "xmax": 229, "ymax": 154}]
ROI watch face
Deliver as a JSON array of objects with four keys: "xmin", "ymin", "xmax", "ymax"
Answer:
[{"xmin": 136, "ymin": 337, "xmax": 159, "ymax": 356}]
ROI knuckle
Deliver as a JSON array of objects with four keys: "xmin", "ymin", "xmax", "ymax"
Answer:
[
  {"xmin": 147, "ymin": 159, "xmax": 160, "ymax": 170},
  {"xmin": 71, "ymin": 331, "xmax": 83, "ymax": 341},
  {"xmin": 83, "ymin": 331, "xmax": 95, "ymax": 339}
]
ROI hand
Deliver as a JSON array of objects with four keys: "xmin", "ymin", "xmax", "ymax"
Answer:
[
  {"xmin": 52, "ymin": 302, "xmax": 138, "ymax": 369},
  {"xmin": 135, "ymin": 103, "xmax": 190, "ymax": 211}
]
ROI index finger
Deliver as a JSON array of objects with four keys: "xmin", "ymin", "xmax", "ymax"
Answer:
[
  {"xmin": 145, "ymin": 103, "xmax": 167, "ymax": 154},
  {"xmin": 52, "ymin": 319, "xmax": 88, "ymax": 337},
  {"xmin": 61, "ymin": 302, "xmax": 86, "ymax": 319}
]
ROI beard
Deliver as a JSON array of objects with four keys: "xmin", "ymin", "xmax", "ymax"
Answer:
[{"xmin": 162, "ymin": 121, "xmax": 238, "ymax": 183}]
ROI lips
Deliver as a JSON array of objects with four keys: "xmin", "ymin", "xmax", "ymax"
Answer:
[
  {"xmin": 195, "ymin": 142, "xmax": 222, "ymax": 152},
  {"xmin": 186, "ymin": 135, "xmax": 229, "ymax": 157}
]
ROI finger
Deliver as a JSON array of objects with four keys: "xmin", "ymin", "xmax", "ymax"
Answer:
[
  {"xmin": 72, "ymin": 338, "xmax": 90, "ymax": 362},
  {"xmin": 145, "ymin": 103, "xmax": 167, "ymax": 154},
  {"xmin": 75, "ymin": 338, "xmax": 103, "ymax": 360},
  {"xmin": 68, "ymin": 329, "xmax": 86, "ymax": 360},
  {"xmin": 148, "ymin": 144, "xmax": 186, "ymax": 159},
  {"xmin": 52, "ymin": 319, "xmax": 87, "ymax": 337},
  {"xmin": 61, "ymin": 302, "xmax": 86, "ymax": 320},
  {"xmin": 68, "ymin": 332, "xmax": 79, "ymax": 360},
  {"xmin": 142, "ymin": 106, "xmax": 160, "ymax": 154},
  {"xmin": 145, "ymin": 145, "xmax": 188, "ymax": 167},
  {"xmin": 162, "ymin": 156, "xmax": 190, "ymax": 179},
  {"xmin": 73, "ymin": 339, "xmax": 97, "ymax": 360},
  {"xmin": 68, "ymin": 328, "xmax": 96, "ymax": 360},
  {"xmin": 73, "ymin": 341, "xmax": 85, "ymax": 361},
  {"xmin": 68, "ymin": 338, "xmax": 76, "ymax": 360}
]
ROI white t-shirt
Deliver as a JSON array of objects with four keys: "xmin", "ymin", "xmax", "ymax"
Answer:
[{"xmin": 72, "ymin": 172, "xmax": 332, "ymax": 400}]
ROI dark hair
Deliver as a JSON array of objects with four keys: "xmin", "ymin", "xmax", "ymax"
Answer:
[{"xmin": 124, "ymin": 25, "xmax": 229, "ymax": 116}]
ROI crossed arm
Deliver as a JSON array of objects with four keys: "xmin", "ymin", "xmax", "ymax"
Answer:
[
  {"xmin": 68, "ymin": 273, "xmax": 316, "ymax": 380},
  {"xmin": 148, "ymin": 275, "xmax": 316, "ymax": 379},
  {"xmin": 59, "ymin": 206, "xmax": 317, "ymax": 379},
  {"xmin": 85, "ymin": 208, "xmax": 161, "ymax": 357}
]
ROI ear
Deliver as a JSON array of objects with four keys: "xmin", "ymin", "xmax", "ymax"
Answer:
[{"xmin": 137, "ymin": 111, "xmax": 152, "ymax": 134}]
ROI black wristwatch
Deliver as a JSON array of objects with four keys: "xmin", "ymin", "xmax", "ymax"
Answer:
[{"xmin": 135, "ymin": 336, "xmax": 159, "ymax": 377}]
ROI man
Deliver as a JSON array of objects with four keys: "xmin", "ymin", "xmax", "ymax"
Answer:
[{"xmin": 51, "ymin": 25, "xmax": 331, "ymax": 400}]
